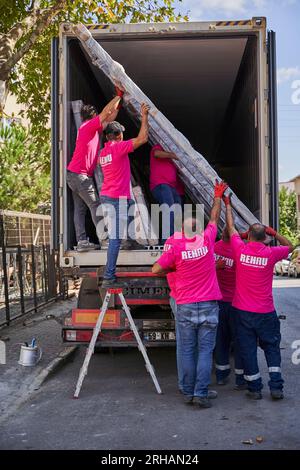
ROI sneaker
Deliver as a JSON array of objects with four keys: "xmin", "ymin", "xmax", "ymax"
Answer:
[
  {"xmin": 183, "ymin": 395, "xmax": 193, "ymax": 405},
  {"xmin": 101, "ymin": 278, "xmax": 124, "ymax": 289},
  {"xmin": 194, "ymin": 397, "xmax": 212, "ymax": 408},
  {"xmin": 77, "ymin": 240, "xmax": 100, "ymax": 252},
  {"xmin": 270, "ymin": 390, "xmax": 284, "ymax": 400},
  {"xmin": 234, "ymin": 383, "xmax": 248, "ymax": 391},
  {"xmin": 246, "ymin": 390, "xmax": 262, "ymax": 400},
  {"xmin": 217, "ymin": 378, "xmax": 229, "ymax": 386},
  {"xmin": 208, "ymin": 390, "xmax": 218, "ymax": 399}
]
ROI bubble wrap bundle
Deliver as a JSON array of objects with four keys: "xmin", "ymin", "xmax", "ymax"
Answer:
[{"xmin": 73, "ymin": 24, "xmax": 259, "ymax": 231}]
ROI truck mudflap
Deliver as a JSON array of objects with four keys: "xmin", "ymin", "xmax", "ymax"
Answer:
[{"xmin": 62, "ymin": 267, "xmax": 176, "ymax": 347}]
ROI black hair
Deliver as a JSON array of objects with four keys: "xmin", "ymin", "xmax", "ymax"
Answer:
[
  {"xmin": 249, "ymin": 223, "xmax": 266, "ymax": 242},
  {"xmin": 80, "ymin": 104, "xmax": 97, "ymax": 122}
]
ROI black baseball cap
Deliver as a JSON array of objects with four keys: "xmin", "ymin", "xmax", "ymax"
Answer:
[{"xmin": 104, "ymin": 121, "xmax": 125, "ymax": 135}]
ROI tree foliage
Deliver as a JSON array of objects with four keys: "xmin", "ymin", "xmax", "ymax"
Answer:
[
  {"xmin": 1, "ymin": 0, "xmax": 187, "ymax": 144},
  {"xmin": 0, "ymin": 122, "xmax": 51, "ymax": 212},
  {"xmin": 279, "ymin": 186, "xmax": 299, "ymax": 246}
]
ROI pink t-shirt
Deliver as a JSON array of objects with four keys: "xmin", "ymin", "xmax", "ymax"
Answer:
[
  {"xmin": 67, "ymin": 115, "xmax": 102, "ymax": 177},
  {"xmin": 163, "ymin": 236, "xmax": 177, "ymax": 299},
  {"xmin": 230, "ymin": 233, "xmax": 290, "ymax": 313},
  {"xmin": 214, "ymin": 240, "xmax": 236, "ymax": 303},
  {"xmin": 99, "ymin": 139, "xmax": 134, "ymax": 199},
  {"xmin": 157, "ymin": 223, "xmax": 222, "ymax": 304},
  {"xmin": 150, "ymin": 144, "xmax": 178, "ymax": 191}
]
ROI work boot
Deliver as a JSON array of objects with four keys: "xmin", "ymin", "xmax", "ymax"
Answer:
[
  {"xmin": 183, "ymin": 395, "xmax": 193, "ymax": 405},
  {"xmin": 101, "ymin": 278, "xmax": 123, "ymax": 289},
  {"xmin": 246, "ymin": 390, "xmax": 262, "ymax": 400},
  {"xmin": 234, "ymin": 383, "xmax": 248, "ymax": 391},
  {"xmin": 76, "ymin": 239, "xmax": 100, "ymax": 252},
  {"xmin": 216, "ymin": 378, "xmax": 229, "ymax": 386},
  {"xmin": 194, "ymin": 397, "xmax": 212, "ymax": 408},
  {"xmin": 208, "ymin": 390, "xmax": 218, "ymax": 399},
  {"xmin": 270, "ymin": 390, "xmax": 284, "ymax": 400}
]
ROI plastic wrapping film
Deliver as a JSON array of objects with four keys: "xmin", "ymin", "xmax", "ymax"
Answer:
[{"xmin": 73, "ymin": 24, "xmax": 259, "ymax": 232}]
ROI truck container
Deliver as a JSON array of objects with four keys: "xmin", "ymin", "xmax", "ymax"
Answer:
[{"xmin": 51, "ymin": 17, "xmax": 278, "ymax": 347}]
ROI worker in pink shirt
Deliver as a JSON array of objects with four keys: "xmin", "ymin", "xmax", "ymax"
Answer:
[
  {"xmin": 99, "ymin": 103, "xmax": 150, "ymax": 288},
  {"xmin": 152, "ymin": 180, "xmax": 228, "ymax": 409},
  {"xmin": 225, "ymin": 194, "xmax": 294, "ymax": 400},
  {"xmin": 150, "ymin": 144, "xmax": 184, "ymax": 241},
  {"xmin": 214, "ymin": 228, "xmax": 247, "ymax": 390},
  {"xmin": 67, "ymin": 96, "xmax": 121, "ymax": 252}
]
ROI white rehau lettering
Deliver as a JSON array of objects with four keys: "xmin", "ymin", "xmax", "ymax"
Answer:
[
  {"xmin": 181, "ymin": 246, "xmax": 208, "ymax": 260},
  {"xmin": 240, "ymin": 253, "xmax": 268, "ymax": 267},
  {"xmin": 100, "ymin": 154, "xmax": 112, "ymax": 166}
]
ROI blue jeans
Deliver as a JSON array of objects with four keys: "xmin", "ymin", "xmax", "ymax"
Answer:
[
  {"xmin": 170, "ymin": 296, "xmax": 183, "ymax": 392},
  {"xmin": 100, "ymin": 196, "xmax": 135, "ymax": 280},
  {"xmin": 215, "ymin": 301, "xmax": 246, "ymax": 386},
  {"xmin": 177, "ymin": 301, "xmax": 219, "ymax": 398},
  {"xmin": 151, "ymin": 184, "xmax": 182, "ymax": 240},
  {"xmin": 234, "ymin": 308, "xmax": 284, "ymax": 392}
]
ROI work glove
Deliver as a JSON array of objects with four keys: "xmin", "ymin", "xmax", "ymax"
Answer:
[
  {"xmin": 265, "ymin": 226, "xmax": 277, "ymax": 237},
  {"xmin": 214, "ymin": 180, "xmax": 228, "ymax": 198},
  {"xmin": 115, "ymin": 86, "xmax": 124, "ymax": 98},
  {"xmin": 240, "ymin": 231, "xmax": 249, "ymax": 240},
  {"xmin": 216, "ymin": 259, "xmax": 226, "ymax": 270},
  {"xmin": 222, "ymin": 192, "xmax": 232, "ymax": 206}
]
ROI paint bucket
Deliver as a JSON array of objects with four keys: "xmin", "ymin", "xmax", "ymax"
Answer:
[{"xmin": 18, "ymin": 344, "xmax": 42, "ymax": 366}]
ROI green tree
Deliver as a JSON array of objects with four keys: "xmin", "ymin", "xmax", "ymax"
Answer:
[
  {"xmin": 279, "ymin": 186, "xmax": 299, "ymax": 246},
  {"xmin": 0, "ymin": 0, "xmax": 187, "ymax": 141},
  {"xmin": 0, "ymin": 122, "xmax": 51, "ymax": 212}
]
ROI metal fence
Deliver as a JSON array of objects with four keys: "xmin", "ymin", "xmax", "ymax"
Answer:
[{"xmin": 0, "ymin": 211, "xmax": 67, "ymax": 326}]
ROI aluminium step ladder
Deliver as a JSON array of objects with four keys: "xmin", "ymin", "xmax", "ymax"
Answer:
[{"xmin": 73, "ymin": 287, "xmax": 162, "ymax": 398}]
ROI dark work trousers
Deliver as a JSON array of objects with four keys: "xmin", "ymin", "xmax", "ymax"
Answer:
[
  {"xmin": 215, "ymin": 301, "xmax": 246, "ymax": 386},
  {"xmin": 234, "ymin": 308, "xmax": 284, "ymax": 392}
]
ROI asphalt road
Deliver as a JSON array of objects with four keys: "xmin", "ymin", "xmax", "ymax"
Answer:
[{"xmin": 1, "ymin": 279, "xmax": 300, "ymax": 450}]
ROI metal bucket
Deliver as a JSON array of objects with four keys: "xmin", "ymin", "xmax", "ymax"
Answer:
[{"xmin": 18, "ymin": 344, "xmax": 42, "ymax": 367}]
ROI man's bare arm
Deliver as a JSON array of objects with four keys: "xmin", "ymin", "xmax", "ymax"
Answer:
[
  {"xmin": 152, "ymin": 262, "xmax": 166, "ymax": 274},
  {"xmin": 153, "ymin": 150, "xmax": 179, "ymax": 160},
  {"xmin": 132, "ymin": 103, "xmax": 149, "ymax": 150},
  {"xmin": 265, "ymin": 227, "xmax": 294, "ymax": 252},
  {"xmin": 224, "ymin": 195, "xmax": 238, "ymax": 236},
  {"xmin": 99, "ymin": 96, "xmax": 121, "ymax": 125}
]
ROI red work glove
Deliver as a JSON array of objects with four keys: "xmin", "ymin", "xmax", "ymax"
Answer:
[
  {"xmin": 115, "ymin": 86, "xmax": 124, "ymax": 98},
  {"xmin": 265, "ymin": 226, "xmax": 277, "ymax": 237},
  {"xmin": 240, "ymin": 231, "xmax": 249, "ymax": 240},
  {"xmin": 214, "ymin": 180, "xmax": 228, "ymax": 198},
  {"xmin": 222, "ymin": 192, "xmax": 232, "ymax": 206},
  {"xmin": 115, "ymin": 86, "xmax": 124, "ymax": 110}
]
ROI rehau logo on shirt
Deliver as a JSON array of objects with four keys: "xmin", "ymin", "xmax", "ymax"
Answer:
[
  {"xmin": 99, "ymin": 154, "xmax": 112, "ymax": 166},
  {"xmin": 181, "ymin": 246, "xmax": 208, "ymax": 260},
  {"xmin": 240, "ymin": 253, "xmax": 268, "ymax": 267}
]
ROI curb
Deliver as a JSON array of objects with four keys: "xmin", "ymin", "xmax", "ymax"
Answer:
[{"xmin": 29, "ymin": 345, "xmax": 79, "ymax": 392}]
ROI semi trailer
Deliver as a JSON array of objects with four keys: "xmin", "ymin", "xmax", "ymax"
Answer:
[{"xmin": 51, "ymin": 17, "xmax": 278, "ymax": 348}]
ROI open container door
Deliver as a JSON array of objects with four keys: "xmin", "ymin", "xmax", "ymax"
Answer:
[
  {"xmin": 267, "ymin": 30, "xmax": 279, "ymax": 231},
  {"xmin": 51, "ymin": 37, "xmax": 60, "ymax": 250}
]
